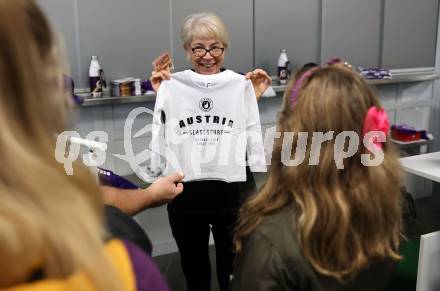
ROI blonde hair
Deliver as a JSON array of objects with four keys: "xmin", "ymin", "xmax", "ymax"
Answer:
[
  {"xmin": 0, "ymin": 0, "xmax": 121, "ymax": 290},
  {"xmin": 235, "ymin": 66, "xmax": 403, "ymax": 281},
  {"xmin": 181, "ymin": 12, "xmax": 229, "ymax": 49}
]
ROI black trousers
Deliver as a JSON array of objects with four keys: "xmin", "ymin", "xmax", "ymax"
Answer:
[
  {"xmin": 168, "ymin": 210, "xmax": 237, "ymax": 291},
  {"xmin": 167, "ymin": 172, "xmax": 256, "ymax": 291}
]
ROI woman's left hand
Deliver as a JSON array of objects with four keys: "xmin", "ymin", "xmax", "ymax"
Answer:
[{"xmin": 245, "ymin": 69, "xmax": 272, "ymax": 101}]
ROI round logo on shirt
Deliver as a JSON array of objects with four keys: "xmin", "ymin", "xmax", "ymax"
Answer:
[{"xmin": 199, "ymin": 98, "xmax": 213, "ymax": 112}]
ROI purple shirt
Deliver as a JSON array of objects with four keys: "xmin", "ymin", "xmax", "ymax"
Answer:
[{"xmin": 123, "ymin": 240, "xmax": 170, "ymax": 291}]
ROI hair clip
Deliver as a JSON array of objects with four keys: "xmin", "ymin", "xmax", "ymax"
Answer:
[
  {"xmin": 326, "ymin": 57, "xmax": 353, "ymax": 69},
  {"xmin": 362, "ymin": 106, "xmax": 389, "ymax": 149},
  {"xmin": 290, "ymin": 67, "xmax": 319, "ymax": 108},
  {"xmin": 289, "ymin": 58, "xmax": 354, "ymax": 108}
]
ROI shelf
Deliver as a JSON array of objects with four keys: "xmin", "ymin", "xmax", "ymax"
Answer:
[
  {"xmin": 272, "ymin": 84, "xmax": 287, "ymax": 93},
  {"xmin": 77, "ymin": 73, "xmax": 439, "ymax": 107},
  {"xmin": 391, "ymin": 133, "xmax": 434, "ymax": 147},
  {"xmin": 392, "ymin": 139, "xmax": 432, "ymax": 146},
  {"xmin": 270, "ymin": 73, "xmax": 439, "ymax": 93},
  {"xmin": 80, "ymin": 93, "xmax": 156, "ymax": 107},
  {"xmin": 367, "ymin": 73, "xmax": 439, "ymax": 85}
]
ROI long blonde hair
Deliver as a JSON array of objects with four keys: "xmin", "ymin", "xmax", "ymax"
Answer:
[
  {"xmin": 0, "ymin": 1, "xmax": 121, "ymax": 289},
  {"xmin": 235, "ymin": 66, "xmax": 403, "ymax": 281}
]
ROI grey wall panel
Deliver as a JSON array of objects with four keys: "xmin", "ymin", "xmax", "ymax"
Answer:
[
  {"xmin": 77, "ymin": 0, "xmax": 171, "ymax": 88},
  {"xmin": 322, "ymin": 0, "xmax": 382, "ymax": 68},
  {"xmin": 37, "ymin": 0, "xmax": 440, "ymax": 86},
  {"xmin": 114, "ymin": 137, "xmax": 150, "ymax": 176},
  {"xmin": 113, "ymin": 103, "xmax": 154, "ymax": 133},
  {"xmin": 37, "ymin": 0, "xmax": 81, "ymax": 85},
  {"xmin": 397, "ymin": 107, "xmax": 431, "ymax": 130},
  {"xmin": 171, "ymin": 0, "xmax": 253, "ymax": 73},
  {"xmin": 376, "ymin": 85, "xmax": 398, "ymax": 110},
  {"xmin": 72, "ymin": 107, "xmax": 94, "ymax": 136},
  {"xmin": 383, "ymin": 0, "xmax": 439, "ymax": 69},
  {"xmin": 399, "ymin": 82, "xmax": 434, "ymax": 104},
  {"xmin": 254, "ymin": 0, "xmax": 321, "ymax": 75},
  {"xmin": 258, "ymin": 97, "xmax": 283, "ymax": 124},
  {"xmin": 135, "ymin": 205, "xmax": 177, "ymax": 256},
  {"xmin": 386, "ymin": 110, "xmax": 396, "ymax": 125}
]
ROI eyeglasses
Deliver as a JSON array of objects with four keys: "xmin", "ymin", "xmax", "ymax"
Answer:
[{"xmin": 191, "ymin": 47, "xmax": 225, "ymax": 57}]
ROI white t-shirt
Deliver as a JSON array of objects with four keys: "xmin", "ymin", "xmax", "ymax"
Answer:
[{"xmin": 140, "ymin": 69, "xmax": 266, "ymax": 182}]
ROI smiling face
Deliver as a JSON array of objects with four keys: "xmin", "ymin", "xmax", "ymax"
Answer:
[{"xmin": 186, "ymin": 37, "xmax": 225, "ymax": 75}]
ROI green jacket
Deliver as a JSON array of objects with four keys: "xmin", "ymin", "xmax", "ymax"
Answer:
[{"xmin": 231, "ymin": 206, "xmax": 395, "ymax": 291}]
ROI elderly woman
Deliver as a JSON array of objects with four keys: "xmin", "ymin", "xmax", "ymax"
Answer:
[
  {"xmin": 149, "ymin": 12, "xmax": 271, "ymax": 291},
  {"xmin": 150, "ymin": 16, "xmax": 271, "ymax": 99}
]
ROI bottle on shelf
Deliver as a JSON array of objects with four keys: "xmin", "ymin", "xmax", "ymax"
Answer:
[
  {"xmin": 277, "ymin": 49, "xmax": 290, "ymax": 85},
  {"xmin": 89, "ymin": 56, "xmax": 106, "ymax": 98}
]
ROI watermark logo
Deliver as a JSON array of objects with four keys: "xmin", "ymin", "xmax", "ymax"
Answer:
[
  {"xmin": 54, "ymin": 106, "xmax": 387, "ymax": 177},
  {"xmin": 55, "ymin": 130, "xmax": 108, "ymax": 175}
]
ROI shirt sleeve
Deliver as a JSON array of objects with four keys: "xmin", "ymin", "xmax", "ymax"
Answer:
[
  {"xmin": 136, "ymin": 83, "xmax": 168, "ymax": 183},
  {"xmin": 244, "ymin": 80, "xmax": 267, "ymax": 172},
  {"xmin": 230, "ymin": 232, "xmax": 297, "ymax": 291}
]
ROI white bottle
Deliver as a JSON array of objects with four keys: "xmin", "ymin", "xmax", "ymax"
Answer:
[
  {"xmin": 277, "ymin": 49, "xmax": 290, "ymax": 85},
  {"xmin": 89, "ymin": 56, "xmax": 102, "ymax": 98},
  {"xmin": 134, "ymin": 78, "xmax": 142, "ymax": 96}
]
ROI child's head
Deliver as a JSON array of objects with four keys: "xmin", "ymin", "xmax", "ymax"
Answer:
[
  {"xmin": 281, "ymin": 66, "xmax": 378, "ymax": 137},
  {"xmin": 0, "ymin": 0, "xmax": 69, "ymax": 141},
  {"xmin": 237, "ymin": 65, "xmax": 402, "ymax": 281},
  {"xmin": 0, "ymin": 1, "xmax": 120, "ymax": 289}
]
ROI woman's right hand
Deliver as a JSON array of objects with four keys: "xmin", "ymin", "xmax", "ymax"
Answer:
[
  {"xmin": 150, "ymin": 52, "xmax": 173, "ymax": 91},
  {"xmin": 150, "ymin": 68, "xmax": 171, "ymax": 91}
]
